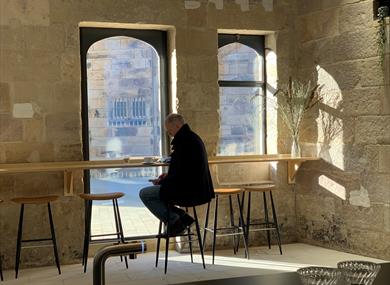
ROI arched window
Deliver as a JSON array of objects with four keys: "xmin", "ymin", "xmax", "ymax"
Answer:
[
  {"xmin": 81, "ymin": 28, "xmax": 168, "ymax": 161},
  {"xmin": 218, "ymin": 34, "xmax": 266, "ymax": 155}
]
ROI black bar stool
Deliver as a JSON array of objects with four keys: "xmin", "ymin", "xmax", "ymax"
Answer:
[
  {"xmin": 0, "ymin": 200, "xmax": 3, "ymax": 281},
  {"xmin": 11, "ymin": 195, "xmax": 61, "ymax": 279},
  {"xmin": 242, "ymin": 183, "xmax": 282, "ymax": 254},
  {"xmin": 79, "ymin": 192, "xmax": 128, "ymax": 273},
  {"xmin": 155, "ymin": 205, "xmax": 205, "ymax": 274},
  {"xmin": 203, "ymin": 188, "xmax": 249, "ymax": 264}
]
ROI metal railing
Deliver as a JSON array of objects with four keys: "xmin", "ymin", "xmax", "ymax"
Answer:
[{"xmin": 93, "ymin": 242, "xmax": 146, "ymax": 285}]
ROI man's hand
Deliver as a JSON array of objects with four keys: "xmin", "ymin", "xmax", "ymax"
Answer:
[{"xmin": 150, "ymin": 173, "xmax": 167, "ymax": 185}]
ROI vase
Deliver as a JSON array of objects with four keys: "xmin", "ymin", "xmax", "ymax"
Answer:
[
  {"xmin": 337, "ymin": 261, "xmax": 381, "ymax": 285},
  {"xmin": 297, "ymin": 266, "xmax": 341, "ymax": 285},
  {"xmin": 291, "ymin": 135, "xmax": 301, "ymax": 157}
]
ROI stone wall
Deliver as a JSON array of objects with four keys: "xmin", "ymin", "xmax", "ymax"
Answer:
[
  {"xmin": 295, "ymin": 0, "xmax": 390, "ymax": 259},
  {"xmin": 0, "ymin": 0, "xmax": 298, "ymax": 268}
]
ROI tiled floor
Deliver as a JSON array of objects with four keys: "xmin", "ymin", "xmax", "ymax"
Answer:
[{"xmin": 1, "ymin": 243, "xmax": 386, "ymax": 285}]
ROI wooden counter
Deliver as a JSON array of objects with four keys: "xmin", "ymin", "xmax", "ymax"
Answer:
[{"xmin": 0, "ymin": 154, "xmax": 319, "ymax": 196}]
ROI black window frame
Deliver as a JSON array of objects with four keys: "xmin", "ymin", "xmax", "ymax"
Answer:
[
  {"xmin": 218, "ymin": 33, "xmax": 267, "ymax": 154},
  {"xmin": 80, "ymin": 27, "xmax": 169, "ymax": 193}
]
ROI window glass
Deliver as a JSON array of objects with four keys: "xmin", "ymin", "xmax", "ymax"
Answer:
[
  {"xmin": 87, "ymin": 36, "xmax": 162, "ymax": 160},
  {"xmin": 218, "ymin": 36, "xmax": 266, "ymax": 156},
  {"xmin": 218, "ymin": 43, "xmax": 263, "ymax": 81},
  {"xmin": 219, "ymin": 87, "xmax": 263, "ymax": 155}
]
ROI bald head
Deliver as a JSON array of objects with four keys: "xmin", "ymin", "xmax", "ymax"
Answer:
[{"xmin": 165, "ymin": 113, "xmax": 185, "ymax": 137}]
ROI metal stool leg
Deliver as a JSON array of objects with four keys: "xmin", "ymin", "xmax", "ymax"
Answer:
[
  {"xmin": 83, "ymin": 200, "xmax": 93, "ymax": 273},
  {"xmin": 245, "ymin": 191, "xmax": 251, "ymax": 254},
  {"xmin": 47, "ymin": 203, "xmax": 61, "ymax": 275},
  {"xmin": 263, "ymin": 192, "xmax": 271, "ymax": 249},
  {"xmin": 237, "ymin": 194, "xmax": 249, "ymax": 259},
  {"xmin": 193, "ymin": 207, "xmax": 206, "ymax": 269},
  {"xmin": 212, "ymin": 196, "xmax": 219, "ymax": 265},
  {"xmin": 0, "ymin": 254, "xmax": 3, "ymax": 281},
  {"xmin": 228, "ymin": 195, "xmax": 237, "ymax": 254},
  {"xmin": 81, "ymin": 200, "xmax": 88, "ymax": 266},
  {"xmin": 270, "ymin": 192, "xmax": 282, "ymax": 255},
  {"xmin": 113, "ymin": 199, "xmax": 128, "ymax": 269},
  {"xmin": 164, "ymin": 208, "xmax": 170, "ymax": 274},
  {"xmin": 235, "ymin": 192, "xmax": 245, "ymax": 253},
  {"xmin": 186, "ymin": 207, "xmax": 194, "ymax": 263},
  {"xmin": 202, "ymin": 202, "xmax": 210, "ymax": 252},
  {"xmin": 15, "ymin": 204, "xmax": 24, "ymax": 279},
  {"xmin": 155, "ymin": 221, "xmax": 162, "ymax": 267}
]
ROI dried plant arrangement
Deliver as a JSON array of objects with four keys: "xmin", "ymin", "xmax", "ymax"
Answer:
[{"xmin": 273, "ymin": 77, "xmax": 322, "ymax": 156}]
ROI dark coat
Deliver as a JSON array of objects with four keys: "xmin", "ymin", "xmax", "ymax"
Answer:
[{"xmin": 160, "ymin": 124, "xmax": 215, "ymax": 207}]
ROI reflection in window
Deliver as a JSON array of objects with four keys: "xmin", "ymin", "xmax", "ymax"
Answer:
[
  {"xmin": 219, "ymin": 87, "xmax": 263, "ymax": 155},
  {"xmin": 218, "ymin": 43, "xmax": 263, "ymax": 82},
  {"xmin": 218, "ymin": 35, "xmax": 266, "ymax": 155},
  {"xmin": 87, "ymin": 36, "xmax": 161, "ymax": 159}
]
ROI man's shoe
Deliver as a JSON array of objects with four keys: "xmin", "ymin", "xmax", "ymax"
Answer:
[
  {"xmin": 166, "ymin": 219, "xmax": 186, "ymax": 236},
  {"xmin": 165, "ymin": 215, "xmax": 194, "ymax": 237},
  {"xmin": 181, "ymin": 214, "xmax": 195, "ymax": 228}
]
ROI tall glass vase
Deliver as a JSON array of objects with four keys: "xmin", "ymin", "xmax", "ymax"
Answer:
[{"xmin": 291, "ymin": 134, "xmax": 301, "ymax": 157}]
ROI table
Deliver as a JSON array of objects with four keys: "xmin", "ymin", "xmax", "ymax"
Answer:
[
  {"xmin": 0, "ymin": 154, "xmax": 319, "ymax": 196},
  {"xmin": 174, "ymin": 262, "xmax": 390, "ymax": 285}
]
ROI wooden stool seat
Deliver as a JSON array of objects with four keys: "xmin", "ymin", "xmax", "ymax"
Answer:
[
  {"xmin": 79, "ymin": 192, "xmax": 124, "ymax": 201},
  {"xmin": 214, "ymin": 188, "xmax": 242, "ymax": 195},
  {"xmin": 11, "ymin": 195, "xmax": 59, "ymax": 204},
  {"xmin": 243, "ymin": 184, "xmax": 276, "ymax": 192}
]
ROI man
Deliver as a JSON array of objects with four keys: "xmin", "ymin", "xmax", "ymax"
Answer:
[{"xmin": 139, "ymin": 113, "xmax": 214, "ymax": 236}]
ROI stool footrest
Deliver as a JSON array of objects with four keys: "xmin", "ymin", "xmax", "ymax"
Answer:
[
  {"xmin": 205, "ymin": 227, "xmax": 246, "ymax": 237},
  {"xmin": 247, "ymin": 221, "xmax": 277, "ymax": 228},
  {"xmin": 22, "ymin": 238, "xmax": 53, "ymax": 243},
  {"xmin": 91, "ymin": 232, "xmax": 121, "ymax": 238},
  {"xmin": 21, "ymin": 244, "xmax": 55, "ymax": 250},
  {"xmin": 165, "ymin": 237, "xmax": 200, "ymax": 245},
  {"xmin": 248, "ymin": 227, "xmax": 277, "ymax": 232},
  {"xmin": 157, "ymin": 232, "xmax": 195, "ymax": 239},
  {"xmin": 90, "ymin": 238, "xmax": 123, "ymax": 244}
]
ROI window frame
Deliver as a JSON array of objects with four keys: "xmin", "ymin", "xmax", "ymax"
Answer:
[
  {"xmin": 80, "ymin": 27, "xmax": 169, "ymax": 192},
  {"xmin": 218, "ymin": 33, "xmax": 267, "ymax": 154}
]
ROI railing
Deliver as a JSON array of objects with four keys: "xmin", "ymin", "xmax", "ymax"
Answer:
[{"xmin": 93, "ymin": 242, "xmax": 146, "ymax": 285}]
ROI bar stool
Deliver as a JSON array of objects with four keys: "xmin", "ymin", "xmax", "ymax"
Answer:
[
  {"xmin": 242, "ymin": 183, "xmax": 282, "ymax": 254},
  {"xmin": 79, "ymin": 192, "xmax": 128, "ymax": 273},
  {"xmin": 11, "ymin": 195, "xmax": 61, "ymax": 279},
  {"xmin": 155, "ymin": 205, "xmax": 205, "ymax": 274},
  {"xmin": 0, "ymin": 200, "xmax": 3, "ymax": 281},
  {"xmin": 203, "ymin": 188, "xmax": 249, "ymax": 264}
]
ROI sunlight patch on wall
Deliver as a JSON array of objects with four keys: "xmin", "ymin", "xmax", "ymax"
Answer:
[
  {"xmin": 316, "ymin": 65, "xmax": 344, "ymax": 171},
  {"xmin": 349, "ymin": 185, "xmax": 370, "ymax": 208},
  {"xmin": 318, "ymin": 175, "xmax": 346, "ymax": 200},
  {"xmin": 265, "ymin": 40, "xmax": 278, "ymax": 154},
  {"xmin": 170, "ymin": 49, "xmax": 178, "ymax": 113}
]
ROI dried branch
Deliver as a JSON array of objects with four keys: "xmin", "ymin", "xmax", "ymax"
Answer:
[{"xmin": 273, "ymin": 77, "xmax": 323, "ymax": 138}]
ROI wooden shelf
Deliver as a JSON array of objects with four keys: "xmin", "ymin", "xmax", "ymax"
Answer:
[{"xmin": 0, "ymin": 154, "xmax": 319, "ymax": 196}]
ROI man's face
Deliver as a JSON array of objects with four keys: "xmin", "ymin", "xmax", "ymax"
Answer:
[{"xmin": 165, "ymin": 121, "xmax": 178, "ymax": 137}]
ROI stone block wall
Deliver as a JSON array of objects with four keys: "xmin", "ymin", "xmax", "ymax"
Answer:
[
  {"xmin": 1, "ymin": 0, "xmax": 388, "ymax": 269},
  {"xmin": 295, "ymin": 0, "xmax": 390, "ymax": 259},
  {"xmin": 0, "ymin": 0, "xmax": 298, "ymax": 268}
]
